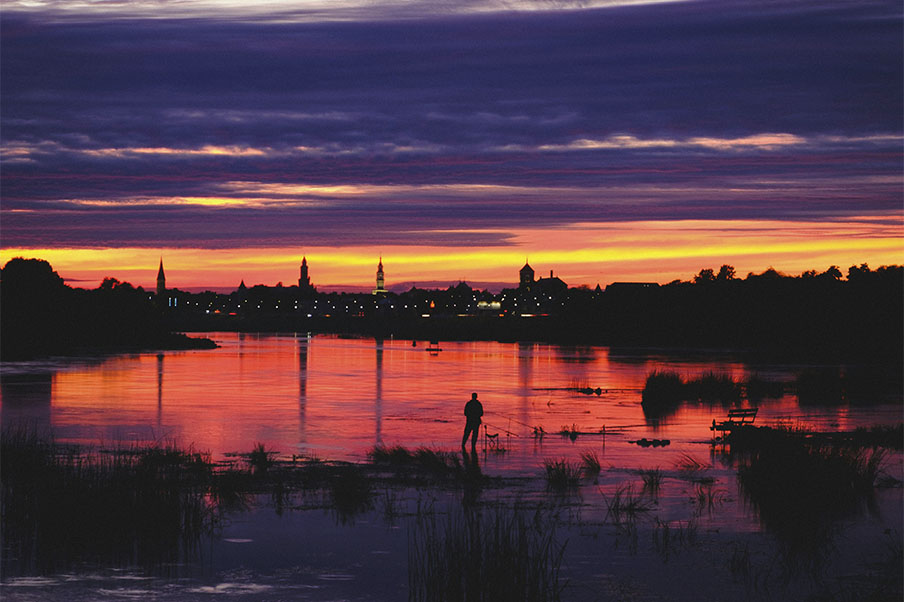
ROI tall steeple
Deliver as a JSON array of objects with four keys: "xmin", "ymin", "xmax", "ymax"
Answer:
[
  {"xmin": 298, "ymin": 255, "xmax": 315, "ymax": 298},
  {"xmin": 299, "ymin": 256, "xmax": 311, "ymax": 289},
  {"xmin": 373, "ymin": 256, "xmax": 388, "ymax": 295},
  {"xmin": 156, "ymin": 258, "xmax": 166, "ymax": 300}
]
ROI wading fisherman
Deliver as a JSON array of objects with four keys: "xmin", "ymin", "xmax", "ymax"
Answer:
[{"xmin": 461, "ymin": 392, "xmax": 484, "ymax": 451}]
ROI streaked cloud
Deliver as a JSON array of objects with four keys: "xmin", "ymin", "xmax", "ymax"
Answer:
[
  {"xmin": 2, "ymin": 0, "xmax": 690, "ymax": 22},
  {"xmin": 1, "ymin": 0, "xmax": 900, "ymax": 288}
]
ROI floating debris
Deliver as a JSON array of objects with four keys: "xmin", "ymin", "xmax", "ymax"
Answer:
[{"xmin": 629, "ymin": 438, "xmax": 671, "ymax": 448}]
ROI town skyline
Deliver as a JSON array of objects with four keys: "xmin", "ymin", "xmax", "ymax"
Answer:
[{"xmin": 9, "ymin": 253, "xmax": 893, "ymax": 296}]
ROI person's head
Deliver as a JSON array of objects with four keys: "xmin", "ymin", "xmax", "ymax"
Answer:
[{"xmin": 471, "ymin": 392, "xmax": 478, "ymax": 400}]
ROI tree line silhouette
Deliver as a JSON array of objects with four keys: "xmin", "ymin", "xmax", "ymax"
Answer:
[
  {"xmin": 2, "ymin": 258, "xmax": 900, "ymax": 362},
  {"xmin": 0, "ymin": 258, "xmax": 214, "ymax": 360}
]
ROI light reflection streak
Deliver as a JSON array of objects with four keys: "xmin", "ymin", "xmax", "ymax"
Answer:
[
  {"xmin": 298, "ymin": 334, "xmax": 308, "ymax": 446},
  {"xmin": 375, "ymin": 339, "xmax": 383, "ymax": 446},
  {"xmin": 2, "ymin": 335, "xmax": 899, "ymax": 473}
]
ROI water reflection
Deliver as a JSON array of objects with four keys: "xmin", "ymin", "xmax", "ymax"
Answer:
[
  {"xmin": 298, "ymin": 334, "xmax": 308, "ymax": 446},
  {"xmin": 0, "ymin": 333, "xmax": 899, "ymax": 472},
  {"xmin": 0, "ymin": 371, "xmax": 53, "ymax": 433},
  {"xmin": 375, "ymin": 339, "xmax": 383, "ymax": 446},
  {"xmin": 156, "ymin": 353, "xmax": 164, "ymax": 427}
]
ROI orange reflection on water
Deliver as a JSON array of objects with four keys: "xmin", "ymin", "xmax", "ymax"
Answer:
[{"xmin": 3, "ymin": 334, "xmax": 896, "ymax": 478}]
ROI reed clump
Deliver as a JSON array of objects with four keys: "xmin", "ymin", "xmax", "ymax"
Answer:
[
  {"xmin": 685, "ymin": 372, "xmax": 741, "ymax": 403},
  {"xmin": 408, "ymin": 504, "xmax": 565, "ymax": 601},
  {"xmin": 652, "ymin": 517, "xmax": 697, "ymax": 561},
  {"xmin": 642, "ymin": 371, "xmax": 781, "ymax": 411},
  {"xmin": 736, "ymin": 426, "xmax": 886, "ymax": 544},
  {"xmin": 1, "ymin": 428, "xmax": 218, "ymax": 574},
  {"xmin": 543, "ymin": 459, "xmax": 582, "ymax": 492},
  {"xmin": 641, "ymin": 370, "xmax": 684, "ymax": 409},
  {"xmin": 602, "ymin": 484, "xmax": 653, "ymax": 525},
  {"xmin": 639, "ymin": 468, "xmax": 663, "ymax": 496},
  {"xmin": 579, "ymin": 450, "xmax": 602, "ymax": 477},
  {"xmin": 329, "ymin": 465, "xmax": 374, "ymax": 524},
  {"xmin": 368, "ymin": 444, "xmax": 463, "ymax": 478}
]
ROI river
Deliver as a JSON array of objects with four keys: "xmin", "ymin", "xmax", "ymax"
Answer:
[{"xmin": 1, "ymin": 333, "xmax": 901, "ymax": 601}]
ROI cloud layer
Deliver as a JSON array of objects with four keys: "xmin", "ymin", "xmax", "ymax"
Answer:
[{"xmin": 1, "ymin": 0, "xmax": 901, "ymax": 281}]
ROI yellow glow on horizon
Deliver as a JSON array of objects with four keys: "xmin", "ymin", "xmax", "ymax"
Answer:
[{"xmin": 2, "ymin": 217, "xmax": 901, "ymax": 291}]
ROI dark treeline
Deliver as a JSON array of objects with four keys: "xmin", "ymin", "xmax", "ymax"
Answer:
[
  {"xmin": 584, "ymin": 265, "xmax": 903, "ymax": 360},
  {"xmin": 0, "ymin": 258, "xmax": 215, "ymax": 360},
  {"xmin": 3, "ymin": 258, "xmax": 901, "ymax": 362}
]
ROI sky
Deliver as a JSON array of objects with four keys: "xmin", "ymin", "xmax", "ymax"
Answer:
[{"xmin": 1, "ymin": 0, "xmax": 901, "ymax": 292}]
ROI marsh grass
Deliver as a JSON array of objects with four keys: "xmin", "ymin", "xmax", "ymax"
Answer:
[
  {"xmin": 558, "ymin": 424, "xmax": 579, "ymax": 441},
  {"xmin": 368, "ymin": 444, "xmax": 462, "ymax": 478},
  {"xmin": 1, "ymin": 428, "xmax": 218, "ymax": 574},
  {"xmin": 601, "ymin": 484, "xmax": 652, "ymax": 525},
  {"xmin": 683, "ymin": 372, "xmax": 740, "ymax": 403},
  {"xmin": 248, "ymin": 442, "xmax": 275, "ymax": 474},
  {"xmin": 675, "ymin": 453, "xmax": 710, "ymax": 478},
  {"xmin": 652, "ymin": 517, "xmax": 698, "ymax": 561},
  {"xmin": 643, "ymin": 370, "xmax": 780, "ymax": 410},
  {"xmin": 579, "ymin": 450, "xmax": 601, "ymax": 477},
  {"xmin": 641, "ymin": 371, "xmax": 684, "ymax": 409},
  {"xmin": 408, "ymin": 504, "xmax": 565, "ymax": 601},
  {"xmin": 329, "ymin": 465, "xmax": 374, "ymax": 524},
  {"xmin": 693, "ymin": 483, "xmax": 727, "ymax": 513},
  {"xmin": 543, "ymin": 459, "xmax": 582, "ymax": 492},
  {"xmin": 639, "ymin": 468, "xmax": 663, "ymax": 497},
  {"xmin": 744, "ymin": 374, "xmax": 785, "ymax": 401},
  {"xmin": 734, "ymin": 425, "xmax": 889, "ymax": 574}
]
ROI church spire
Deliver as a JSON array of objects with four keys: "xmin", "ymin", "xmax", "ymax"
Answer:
[
  {"xmin": 156, "ymin": 258, "xmax": 167, "ymax": 306},
  {"xmin": 156, "ymin": 258, "xmax": 166, "ymax": 295},
  {"xmin": 298, "ymin": 255, "xmax": 315, "ymax": 297},
  {"xmin": 373, "ymin": 256, "xmax": 388, "ymax": 295}
]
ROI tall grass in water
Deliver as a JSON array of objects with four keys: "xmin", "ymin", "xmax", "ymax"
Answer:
[
  {"xmin": 685, "ymin": 372, "xmax": 741, "ymax": 403},
  {"xmin": 602, "ymin": 484, "xmax": 652, "ymax": 525},
  {"xmin": 641, "ymin": 371, "xmax": 684, "ymax": 407},
  {"xmin": 329, "ymin": 465, "xmax": 374, "ymax": 524},
  {"xmin": 543, "ymin": 459, "xmax": 582, "ymax": 492},
  {"xmin": 639, "ymin": 468, "xmax": 663, "ymax": 497},
  {"xmin": 674, "ymin": 453, "xmax": 710, "ymax": 478},
  {"xmin": 579, "ymin": 450, "xmax": 601, "ymax": 477},
  {"xmin": 368, "ymin": 444, "xmax": 463, "ymax": 477},
  {"xmin": 408, "ymin": 504, "xmax": 565, "ymax": 601},
  {"xmin": 1, "ymin": 428, "xmax": 217, "ymax": 575},
  {"xmin": 736, "ymin": 427, "xmax": 887, "ymax": 574}
]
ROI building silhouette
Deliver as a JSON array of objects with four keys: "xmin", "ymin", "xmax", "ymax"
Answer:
[
  {"xmin": 373, "ymin": 257, "xmax": 389, "ymax": 295},
  {"xmin": 298, "ymin": 256, "xmax": 316, "ymax": 298},
  {"xmin": 156, "ymin": 258, "xmax": 167, "ymax": 307},
  {"xmin": 519, "ymin": 261, "xmax": 535, "ymax": 291}
]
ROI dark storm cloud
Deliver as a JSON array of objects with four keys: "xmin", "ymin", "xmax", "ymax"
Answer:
[{"xmin": 1, "ymin": 0, "xmax": 901, "ymax": 248}]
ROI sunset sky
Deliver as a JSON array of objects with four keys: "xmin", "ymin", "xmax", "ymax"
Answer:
[{"xmin": 1, "ymin": 0, "xmax": 901, "ymax": 292}]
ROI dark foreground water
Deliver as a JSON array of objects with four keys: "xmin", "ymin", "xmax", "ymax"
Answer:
[{"xmin": 2, "ymin": 333, "xmax": 901, "ymax": 600}]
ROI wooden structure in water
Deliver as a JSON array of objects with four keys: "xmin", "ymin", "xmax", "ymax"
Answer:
[{"xmin": 710, "ymin": 407, "xmax": 758, "ymax": 441}]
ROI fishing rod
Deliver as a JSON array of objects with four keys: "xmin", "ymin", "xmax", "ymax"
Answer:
[
  {"xmin": 484, "ymin": 411, "xmax": 535, "ymax": 431},
  {"xmin": 481, "ymin": 421, "xmax": 519, "ymax": 437}
]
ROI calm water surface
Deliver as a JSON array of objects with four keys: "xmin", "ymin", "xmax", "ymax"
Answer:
[
  {"xmin": 2, "ymin": 332, "xmax": 898, "ymax": 469},
  {"xmin": 2, "ymin": 333, "xmax": 901, "ymax": 601}
]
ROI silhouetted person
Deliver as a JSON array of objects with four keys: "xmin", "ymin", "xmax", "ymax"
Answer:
[{"xmin": 461, "ymin": 392, "xmax": 484, "ymax": 450}]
